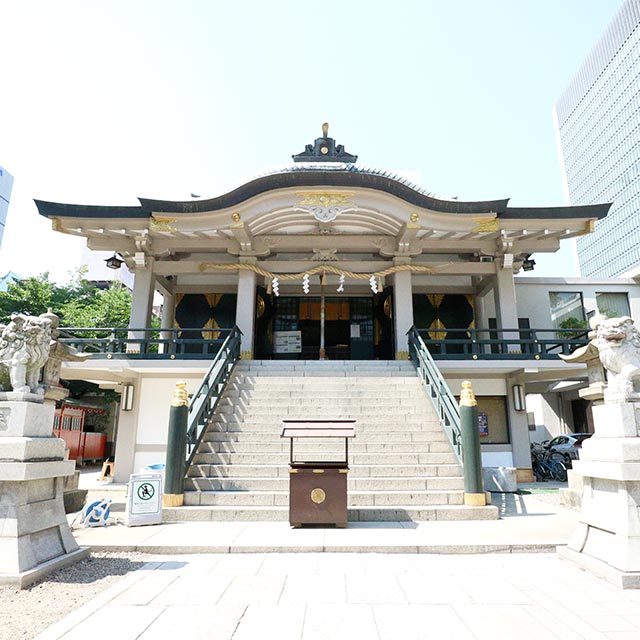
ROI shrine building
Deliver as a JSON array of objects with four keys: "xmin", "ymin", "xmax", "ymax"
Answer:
[{"xmin": 35, "ymin": 126, "xmax": 632, "ymax": 484}]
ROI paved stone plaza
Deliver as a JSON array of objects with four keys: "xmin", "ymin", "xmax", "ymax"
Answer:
[{"xmin": 36, "ymin": 552, "xmax": 640, "ymax": 640}]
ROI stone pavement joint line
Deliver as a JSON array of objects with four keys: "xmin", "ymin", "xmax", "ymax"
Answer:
[{"xmin": 35, "ymin": 553, "xmax": 640, "ymax": 640}]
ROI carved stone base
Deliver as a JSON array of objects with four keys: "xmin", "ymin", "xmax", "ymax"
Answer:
[
  {"xmin": 0, "ymin": 473, "xmax": 86, "ymax": 587},
  {"xmin": 0, "ymin": 548, "xmax": 89, "ymax": 589},
  {"xmin": 0, "ymin": 401, "xmax": 56, "ymax": 437},
  {"xmin": 0, "ymin": 401, "xmax": 87, "ymax": 588},
  {"xmin": 563, "ymin": 399, "xmax": 640, "ymax": 586},
  {"xmin": 558, "ymin": 546, "xmax": 640, "ymax": 589},
  {"xmin": 0, "ymin": 391, "xmax": 44, "ymax": 405}
]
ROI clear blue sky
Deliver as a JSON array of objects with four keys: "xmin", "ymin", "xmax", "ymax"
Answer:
[{"xmin": 0, "ymin": 0, "xmax": 625, "ymax": 281}]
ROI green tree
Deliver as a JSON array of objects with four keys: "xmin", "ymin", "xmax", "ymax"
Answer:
[
  {"xmin": 0, "ymin": 273, "xmax": 65, "ymax": 321},
  {"xmin": 558, "ymin": 316, "xmax": 589, "ymax": 339},
  {"xmin": 0, "ymin": 270, "xmax": 133, "ymax": 329},
  {"xmin": 61, "ymin": 281, "xmax": 132, "ymax": 329}
]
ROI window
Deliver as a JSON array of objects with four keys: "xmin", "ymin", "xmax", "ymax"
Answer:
[
  {"xmin": 549, "ymin": 292, "xmax": 586, "ymax": 329},
  {"xmin": 595, "ymin": 291, "xmax": 631, "ymax": 317}
]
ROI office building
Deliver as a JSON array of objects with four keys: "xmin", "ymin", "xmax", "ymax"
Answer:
[
  {"xmin": 555, "ymin": 0, "xmax": 640, "ymax": 277},
  {"xmin": 0, "ymin": 167, "xmax": 13, "ymax": 252}
]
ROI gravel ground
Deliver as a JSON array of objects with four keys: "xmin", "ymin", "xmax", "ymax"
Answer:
[{"xmin": 0, "ymin": 551, "xmax": 152, "ymax": 640}]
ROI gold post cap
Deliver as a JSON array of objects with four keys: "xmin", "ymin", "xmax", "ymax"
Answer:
[
  {"xmin": 464, "ymin": 492, "xmax": 486, "ymax": 506},
  {"xmin": 459, "ymin": 380, "xmax": 477, "ymax": 407},
  {"xmin": 171, "ymin": 381, "xmax": 188, "ymax": 407},
  {"xmin": 163, "ymin": 494, "xmax": 184, "ymax": 507}
]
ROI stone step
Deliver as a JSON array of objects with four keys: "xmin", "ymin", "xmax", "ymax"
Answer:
[
  {"xmin": 236, "ymin": 359, "xmax": 414, "ymax": 364},
  {"xmin": 183, "ymin": 487, "xmax": 465, "ymax": 507},
  {"xmin": 185, "ymin": 472, "xmax": 462, "ymax": 492},
  {"xmin": 199, "ymin": 441, "xmax": 452, "ymax": 454},
  {"xmin": 192, "ymin": 452, "xmax": 458, "ymax": 466},
  {"xmin": 176, "ymin": 359, "xmax": 495, "ymax": 523},
  {"xmin": 233, "ymin": 367, "xmax": 417, "ymax": 375},
  {"xmin": 218, "ymin": 396, "xmax": 434, "ymax": 413},
  {"xmin": 216, "ymin": 407, "xmax": 433, "ymax": 418},
  {"xmin": 162, "ymin": 504, "xmax": 499, "ymax": 522},
  {"xmin": 230, "ymin": 376, "xmax": 421, "ymax": 384},
  {"xmin": 203, "ymin": 431, "xmax": 450, "ymax": 443},
  {"xmin": 187, "ymin": 461, "xmax": 460, "ymax": 478},
  {"xmin": 232, "ymin": 369, "xmax": 418, "ymax": 376},
  {"xmin": 210, "ymin": 422, "xmax": 443, "ymax": 433},
  {"xmin": 210, "ymin": 414, "xmax": 440, "ymax": 425},
  {"xmin": 224, "ymin": 389, "xmax": 426, "ymax": 398}
]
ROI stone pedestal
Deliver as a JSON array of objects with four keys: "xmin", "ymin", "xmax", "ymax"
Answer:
[
  {"xmin": 0, "ymin": 401, "xmax": 89, "ymax": 588},
  {"xmin": 558, "ymin": 401, "xmax": 640, "ymax": 588}
]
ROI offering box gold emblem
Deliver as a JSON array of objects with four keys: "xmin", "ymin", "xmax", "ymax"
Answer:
[{"xmin": 311, "ymin": 488, "xmax": 326, "ymax": 504}]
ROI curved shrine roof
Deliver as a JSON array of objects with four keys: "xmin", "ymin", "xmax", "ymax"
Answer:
[{"xmin": 34, "ymin": 163, "xmax": 610, "ymax": 221}]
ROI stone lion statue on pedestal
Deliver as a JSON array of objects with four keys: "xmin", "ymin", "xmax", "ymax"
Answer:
[
  {"xmin": 0, "ymin": 313, "xmax": 53, "ymax": 395},
  {"xmin": 589, "ymin": 315, "xmax": 640, "ymax": 401}
]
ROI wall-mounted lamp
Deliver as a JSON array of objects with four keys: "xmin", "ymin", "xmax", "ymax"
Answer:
[
  {"xmin": 512, "ymin": 384, "xmax": 526, "ymax": 412},
  {"xmin": 105, "ymin": 253, "xmax": 124, "ymax": 270},
  {"xmin": 121, "ymin": 384, "xmax": 135, "ymax": 411},
  {"xmin": 522, "ymin": 258, "xmax": 536, "ymax": 272}
]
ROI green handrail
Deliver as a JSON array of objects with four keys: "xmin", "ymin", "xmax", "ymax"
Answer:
[
  {"xmin": 407, "ymin": 326, "xmax": 462, "ymax": 465},
  {"xmin": 184, "ymin": 325, "xmax": 243, "ymax": 471}
]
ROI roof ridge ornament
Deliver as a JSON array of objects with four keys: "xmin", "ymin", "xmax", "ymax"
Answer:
[{"xmin": 292, "ymin": 123, "xmax": 358, "ymax": 163}]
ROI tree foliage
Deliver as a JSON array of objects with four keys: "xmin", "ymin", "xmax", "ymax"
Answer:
[{"xmin": 0, "ymin": 270, "xmax": 133, "ymax": 328}]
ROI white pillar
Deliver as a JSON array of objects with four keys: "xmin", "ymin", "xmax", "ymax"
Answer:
[
  {"xmin": 128, "ymin": 260, "xmax": 155, "ymax": 352},
  {"xmin": 236, "ymin": 268, "xmax": 256, "ymax": 359},
  {"xmin": 113, "ymin": 375, "xmax": 141, "ymax": 482},
  {"xmin": 129, "ymin": 261, "xmax": 155, "ymax": 328},
  {"xmin": 507, "ymin": 373, "xmax": 534, "ymax": 482},
  {"xmin": 159, "ymin": 292, "xmax": 175, "ymax": 354},
  {"xmin": 392, "ymin": 263, "xmax": 414, "ymax": 359},
  {"xmin": 494, "ymin": 265, "xmax": 520, "ymax": 353}
]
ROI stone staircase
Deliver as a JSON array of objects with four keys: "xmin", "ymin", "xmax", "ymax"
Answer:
[{"xmin": 163, "ymin": 360, "xmax": 498, "ymax": 522}]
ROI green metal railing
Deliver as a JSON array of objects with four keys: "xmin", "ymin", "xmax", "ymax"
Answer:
[
  {"xmin": 407, "ymin": 326, "xmax": 462, "ymax": 465},
  {"xmin": 417, "ymin": 327, "xmax": 589, "ymax": 359},
  {"xmin": 184, "ymin": 326, "xmax": 242, "ymax": 470},
  {"xmin": 58, "ymin": 325, "xmax": 588, "ymax": 361},
  {"xmin": 58, "ymin": 326, "xmax": 235, "ymax": 359}
]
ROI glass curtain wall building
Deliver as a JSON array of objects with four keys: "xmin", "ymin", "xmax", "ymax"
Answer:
[
  {"xmin": 0, "ymin": 166, "xmax": 13, "ymax": 252},
  {"xmin": 554, "ymin": 0, "xmax": 640, "ymax": 277}
]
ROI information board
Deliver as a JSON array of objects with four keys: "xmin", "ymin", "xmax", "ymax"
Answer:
[
  {"xmin": 125, "ymin": 473, "xmax": 163, "ymax": 526},
  {"xmin": 273, "ymin": 330, "xmax": 302, "ymax": 353}
]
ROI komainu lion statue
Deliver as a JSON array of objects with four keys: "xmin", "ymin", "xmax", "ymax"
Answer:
[
  {"xmin": 0, "ymin": 313, "xmax": 53, "ymax": 394},
  {"xmin": 590, "ymin": 315, "xmax": 640, "ymax": 401}
]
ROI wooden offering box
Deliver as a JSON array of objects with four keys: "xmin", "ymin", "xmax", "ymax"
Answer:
[{"xmin": 281, "ymin": 420, "xmax": 356, "ymax": 528}]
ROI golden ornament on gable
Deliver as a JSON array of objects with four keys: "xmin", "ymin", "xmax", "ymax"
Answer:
[
  {"xmin": 150, "ymin": 216, "xmax": 178, "ymax": 233},
  {"xmin": 472, "ymin": 217, "xmax": 499, "ymax": 233},
  {"xmin": 296, "ymin": 192, "xmax": 354, "ymax": 208}
]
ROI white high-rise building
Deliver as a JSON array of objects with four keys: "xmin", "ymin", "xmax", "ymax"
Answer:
[
  {"xmin": 554, "ymin": 0, "xmax": 640, "ymax": 277},
  {"xmin": 0, "ymin": 166, "xmax": 14, "ymax": 252}
]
